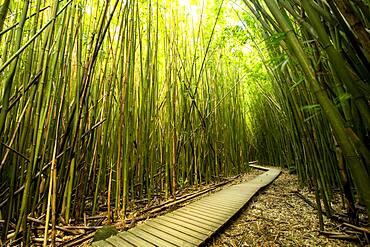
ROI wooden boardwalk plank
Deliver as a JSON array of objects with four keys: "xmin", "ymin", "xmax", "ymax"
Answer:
[
  {"xmin": 172, "ymin": 210, "xmax": 225, "ymax": 226},
  {"xmin": 193, "ymin": 199, "xmax": 240, "ymax": 208},
  {"xmin": 134, "ymin": 223, "xmax": 196, "ymax": 247},
  {"xmin": 148, "ymin": 219, "xmax": 208, "ymax": 240},
  {"xmin": 157, "ymin": 215, "xmax": 214, "ymax": 235},
  {"xmin": 184, "ymin": 204, "xmax": 234, "ymax": 217},
  {"xmin": 92, "ymin": 166, "xmax": 280, "ymax": 246},
  {"xmin": 116, "ymin": 231, "xmax": 155, "ymax": 247},
  {"xmin": 128, "ymin": 228, "xmax": 177, "ymax": 247},
  {"xmin": 92, "ymin": 240, "xmax": 114, "ymax": 247},
  {"xmin": 165, "ymin": 212, "xmax": 219, "ymax": 230},
  {"xmin": 195, "ymin": 200, "xmax": 243, "ymax": 209},
  {"xmin": 105, "ymin": 236, "xmax": 135, "ymax": 247},
  {"xmin": 186, "ymin": 202, "xmax": 237, "ymax": 213},
  {"xmin": 135, "ymin": 224, "xmax": 194, "ymax": 246},
  {"xmin": 195, "ymin": 197, "xmax": 242, "ymax": 206},
  {"xmin": 176, "ymin": 207, "xmax": 230, "ymax": 222}
]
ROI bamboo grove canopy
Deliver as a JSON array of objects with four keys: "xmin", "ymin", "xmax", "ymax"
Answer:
[{"xmin": 0, "ymin": 0, "xmax": 369, "ymax": 245}]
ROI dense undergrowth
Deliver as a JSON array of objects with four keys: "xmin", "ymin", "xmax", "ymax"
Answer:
[{"xmin": 0, "ymin": 0, "xmax": 369, "ymax": 245}]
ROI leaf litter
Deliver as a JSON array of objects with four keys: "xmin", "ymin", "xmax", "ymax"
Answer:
[{"xmin": 207, "ymin": 170, "xmax": 365, "ymax": 247}]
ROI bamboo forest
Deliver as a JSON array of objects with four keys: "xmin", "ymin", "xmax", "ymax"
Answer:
[{"xmin": 0, "ymin": 0, "xmax": 369, "ymax": 246}]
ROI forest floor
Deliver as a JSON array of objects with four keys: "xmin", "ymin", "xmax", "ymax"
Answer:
[
  {"xmin": 79, "ymin": 169, "xmax": 265, "ymax": 246},
  {"xmin": 60, "ymin": 168, "xmax": 369, "ymax": 246},
  {"xmin": 207, "ymin": 170, "xmax": 368, "ymax": 247}
]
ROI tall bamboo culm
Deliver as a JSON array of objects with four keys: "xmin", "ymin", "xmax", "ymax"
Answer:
[
  {"xmin": 242, "ymin": 0, "xmax": 370, "ymax": 224},
  {"xmin": 0, "ymin": 0, "xmax": 252, "ymax": 245}
]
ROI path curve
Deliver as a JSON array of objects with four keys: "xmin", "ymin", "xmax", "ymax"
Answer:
[{"xmin": 92, "ymin": 165, "xmax": 281, "ymax": 247}]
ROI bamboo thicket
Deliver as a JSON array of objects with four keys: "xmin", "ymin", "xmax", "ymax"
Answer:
[
  {"xmin": 1, "ymin": 0, "xmax": 370, "ymax": 245},
  {"xmin": 0, "ymin": 0, "xmax": 253, "ymax": 244},
  {"xmin": 241, "ymin": 0, "xmax": 370, "ymax": 224}
]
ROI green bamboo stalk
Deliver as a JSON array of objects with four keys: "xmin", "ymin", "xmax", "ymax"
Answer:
[
  {"xmin": 0, "ymin": 0, "xmax": 29, "ymax": 142},
  {"xmin": 334, "ymin": 0, "xmax": 370, "ymax": 61},
  {"xmin": 263, "ymin": 0, "xmax": 370, "ymax": 220},
  {"xmin": 301, "ymin": 0, "xmax": 370, "ymax": 129},
  {"xmin": 0, "ymin": 0, "xmax": 10, "ymax": 34}
]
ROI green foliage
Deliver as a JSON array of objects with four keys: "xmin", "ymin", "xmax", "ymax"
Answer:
[
  {"xmin": 0, "ymin": 1, "xmax": 263, "ymax": 244},
  {"xmin": 266, "ymin": 31, "xmax": 285, "ymax": 47}
]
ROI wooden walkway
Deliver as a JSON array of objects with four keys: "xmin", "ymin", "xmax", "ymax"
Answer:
[{"xmin": 92, "ymin": 166, "xmax": 281, "ymax": 247}]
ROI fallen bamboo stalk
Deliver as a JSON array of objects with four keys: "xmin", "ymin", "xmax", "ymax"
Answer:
[
  {"xmin": 63, "ymin": 232, "xmax": 95, "ymax": 247},
  {"xmin": 320, "ymin": 231, "xmax": 359, "ymax": 241},
  {"xmin": 63, "ymin": 225, "xmax": 103, "ymax": 230},
  {"xmin": 87, "ymin": 215, "xmax": 107, "ymax": 220},
  {"xmin": 32, "ymin": 238, "xmax": 64, "ymax": 243},
  {"xmin": 27, "ymin": 216, "xmax": 79, "ymax": 235},
  {"xmin": 292, "ymin": 191, "xmax": 356, "ymax": 224},
  {"xmin": 342, "ymin": 222, "xmax": 370, "ymax": 234}
]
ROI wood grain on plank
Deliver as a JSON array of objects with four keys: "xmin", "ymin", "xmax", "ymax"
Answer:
[
  {"xmin": 134, "ymin": 223, "xmax": 196, "ymax": 247},
  {"xmin": 92, "ymin": 240, "xmax": 114, "ymax": 247},
  {"xmin": 145, "ymin": 219, "xmax": 204, "ymax": 244},
  {"xmin": 105, "ymin": 236, "xmax": 134, "ymax": 247},
  {"xmin": 128, "ymin": 228, "xmax": 177, "ymax": 247},
  {"xmin": 164, "ymin": 213, "xmax": 217, "ymax": 231},
  {"xmin": 158, "ymin": 215, "xmax": 214, "ymax": 236},
  {"xmin": 117, "ymin": 231, "xmax": 155, "ymax": 247}
]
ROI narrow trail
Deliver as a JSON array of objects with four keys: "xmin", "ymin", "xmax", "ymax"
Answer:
[
  {"xmin": 92, "ymin": 166, "xmax": 281, "ymax": 246},
  {"xmin": 208, "ymin": 171, "xmax": 359, "ymax": 247}
]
